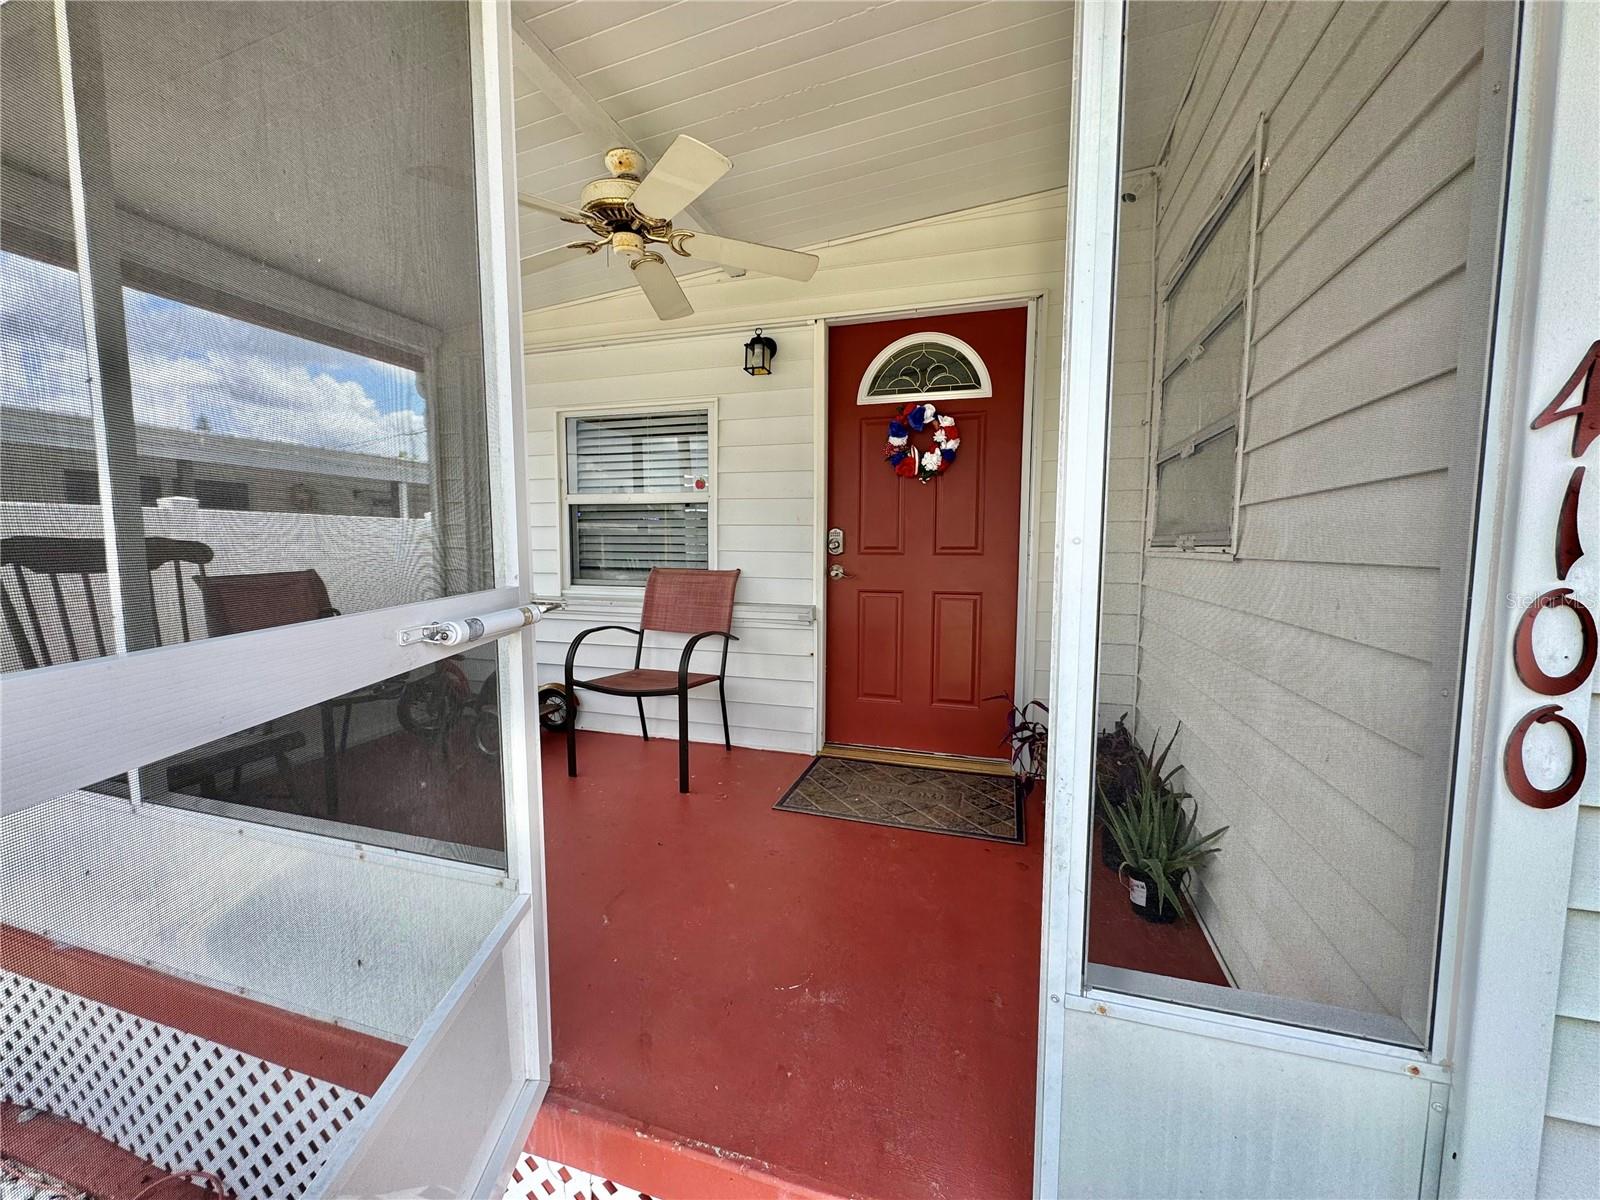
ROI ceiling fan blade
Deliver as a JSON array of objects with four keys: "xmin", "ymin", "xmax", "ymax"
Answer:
[
  {"xmin": 629, "ymin": 136, "xmax": 731, "ymax": 222},
  {"xmin": 675, "ymin": 231, "xmax": 819, "ymax": 283},
  {"xmin": 630, "ymin": 255, "xmax": 693, "ymax": 321},
  {"xmin": 518, "ymin": 191, "xmax": 586, "ymax": 223},
  {"xmin": 520, "ymin": 243, "xmax": 598, "ymax": 277}
]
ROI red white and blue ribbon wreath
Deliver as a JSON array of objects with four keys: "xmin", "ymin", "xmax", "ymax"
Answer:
[{"xmin": 884, "ymin": 401, "xmax": 961, "ymax": 482}]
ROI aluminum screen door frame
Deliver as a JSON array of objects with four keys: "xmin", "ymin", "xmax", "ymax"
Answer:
[{"xmin": 0, "ymin": 2, "xmax": 550, "ymax": 1196}]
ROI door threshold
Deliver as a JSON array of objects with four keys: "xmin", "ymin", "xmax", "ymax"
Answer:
[{"xmin": 820, "ymin": 743, "xmax": 1014, "ymax": 777}]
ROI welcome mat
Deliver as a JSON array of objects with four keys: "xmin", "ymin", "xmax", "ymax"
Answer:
[{"xmin": 774, "ymin": 755, "xmax": 1024, "ymax": 844}]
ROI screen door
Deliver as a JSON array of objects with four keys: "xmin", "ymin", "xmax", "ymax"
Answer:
[{"xmin": 0, "ymin": 3, "xmax": 545, "ymax": 1196}]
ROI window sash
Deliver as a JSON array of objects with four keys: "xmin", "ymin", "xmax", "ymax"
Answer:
[
  {"xmin": 563, "ymin": 410, "xmax": 710, "ymax": 497},
  {"xmin": 567, "ymin": 500, "xmax": 709, "ymax": 585},
  {"xmin": 1148, "ymin": 165, "xmax": 1255, "ymax": 552},
  {"xmin": 559, "ymin": 404, "xmax": 714, "ymax": 589}
]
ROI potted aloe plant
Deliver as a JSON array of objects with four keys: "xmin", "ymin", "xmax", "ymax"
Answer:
[
  {"xmin": 1095, "ymin": 722, "xmax": 1180, "ymax": 871},
  {"xmin": 1099, "ymin": 755, "xmax": 1226, "ymax": 923}
]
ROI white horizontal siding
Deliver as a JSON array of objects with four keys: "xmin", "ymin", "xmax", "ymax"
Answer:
[
  {"xmin": 523, "ymin": 327, "xmax": 816, "ymax": 753},
  {"xmin": 1539, "ymin": 687, "xmax": 1600, "ymax": 1196},
  {"xmin": 1127, "ymin": 0, "xmax": 1493, "ymax": 1022},
  {"xmin": 524, "ymin": 190, "xmax": 1075, "ymax": 753},
  {"xmin": 1098, "ymin": 172, "xmax": 1156, "ymax": 731}
]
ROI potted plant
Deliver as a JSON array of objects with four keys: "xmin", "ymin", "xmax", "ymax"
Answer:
[
  {"xmin": 1098, "ymin": 756, "xmax": 1226, "ymax": 923},
  {"xmin": 990, "ymin": 695, "xmax": 1049, "ymax": 788},
  {"xmin": 1095, "ymin": 716, "xmax": 1138, "ymax": 868},
  {"xmin": 1095, "ymin": 722, "xmax": 1181, "ymax": 871}
]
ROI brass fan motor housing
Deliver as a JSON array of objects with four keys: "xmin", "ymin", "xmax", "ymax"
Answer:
[{"xmin": 571, "ymin": 150, "xmax": 676, "ymax": 245}]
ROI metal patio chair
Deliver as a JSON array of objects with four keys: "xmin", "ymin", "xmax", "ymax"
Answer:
[
  {"xmin": 0, "ymin": 534, "xmax": 304, "ymax": 801},
  {"xmin": 565, "ymin": 567, "xmax": 740, "ymax": 793}
]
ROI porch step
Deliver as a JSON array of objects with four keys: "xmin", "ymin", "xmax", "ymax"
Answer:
[{"xmin": 524, "ymin": 1092, "xmax": 856, "ymax": 1200}]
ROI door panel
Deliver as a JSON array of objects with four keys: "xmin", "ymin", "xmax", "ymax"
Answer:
[
  {"xmin": 826, "ymin": 308, "xmax": 1027, "ymax": 757},
  {"xmin": 857, "ymin": 591, "xmax": 904, "ymax": 700},
  {"xmin": 931, "ymin": 592, "xmax": 982, "ymax": 706}
]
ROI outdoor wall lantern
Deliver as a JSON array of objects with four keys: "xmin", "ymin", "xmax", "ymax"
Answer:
[{"xmin": 743, "ymin": 329, "xmax": 777, "ymax": 376}]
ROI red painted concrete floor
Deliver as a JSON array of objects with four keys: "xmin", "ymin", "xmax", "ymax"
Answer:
[
  {"xmin": 1086, "ymin": 827, "xmax": 1231, "ymax": 988},
  {"xmin": 161, "ymin": 723, "xmax": 1225, "ymax": 1197},
  {"xmin": 541, "ymin": 732, "xmax": 1043, "ymax": 1200}
]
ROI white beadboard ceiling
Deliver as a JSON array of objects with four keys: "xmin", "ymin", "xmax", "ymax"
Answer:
[{"xmin": 512, "ymin": 0, "xmax": 1214, "ymax": 312}]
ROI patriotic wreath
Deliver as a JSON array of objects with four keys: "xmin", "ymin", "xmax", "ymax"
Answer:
[{"xmin": 884, "ymin": 401, "xmax": 961, "ymax": 482}]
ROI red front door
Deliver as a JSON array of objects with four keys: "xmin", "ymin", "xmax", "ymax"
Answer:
[{"xmin": 825, "ymin": 308, "xmax": 1027, "ymax": 758}]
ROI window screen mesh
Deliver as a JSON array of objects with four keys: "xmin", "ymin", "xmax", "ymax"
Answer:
[
  {"xmin": 1151, "ymin": 428, "xmax": 1237, "ymax": 545},
  {"xmin": 1164, "ymin": 186, "xmax": 1251, "ymax": 362},
  {"xmin": 2, "ymin": 9, "xmax": 517, "ymax": 1192},
  {"xmin": 1, "ymin": 2, "xmax": 107, "ymax": 673},
  {"xmin": 132, "ymin": 642, "xmax": 507, "ymax": 867},
  {"xmin": 1088, "ymin": 0, "xmax": 1514, "ymax": 1048},
  {"xmin": 1157, "ymin": 309, "xmax": 1245, "ymax": 460},
  {"xmin": 3, "ymin": 1, "xmax": 495, "ymax": 675}
]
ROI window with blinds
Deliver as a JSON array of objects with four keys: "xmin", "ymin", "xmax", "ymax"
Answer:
[
  {"xmin": 1150, "ymin": 172, "xmax": 1253, "ymax": 550},
  {"xmin": 562, "ymin": 408, "xmax": 711, "ymax": 585}
]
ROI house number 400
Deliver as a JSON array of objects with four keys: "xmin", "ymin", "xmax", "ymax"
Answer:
[{"xmin": 1504, "ymin": 341, "xmax": 1598, "ymax": 809}]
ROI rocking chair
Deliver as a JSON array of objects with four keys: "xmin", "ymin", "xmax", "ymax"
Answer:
[{"xmin": 564, "ymin": 567, "xmax": 740, "ymax": 793}]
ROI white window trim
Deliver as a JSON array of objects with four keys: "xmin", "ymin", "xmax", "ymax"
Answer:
[
  {"xmin": 855, "ymin": 331, "xmax": 994, "ymax": 405},
  {"xmin": 1144, "ymin": 133, "xmax": 1263, "ymax": 557},
  {"xmin": 554, "ymin": 396, "xmax": 718, "ymax": 597}
]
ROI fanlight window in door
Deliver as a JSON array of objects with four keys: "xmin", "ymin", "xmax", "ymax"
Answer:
[{"xmin": 857, "ymin": 333, "xmax": 993, "ymax": 405}]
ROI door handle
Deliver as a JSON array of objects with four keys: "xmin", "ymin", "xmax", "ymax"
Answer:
[{"xmin": 828, "ymin": 564, "xmax": 853, "ymax": 580}]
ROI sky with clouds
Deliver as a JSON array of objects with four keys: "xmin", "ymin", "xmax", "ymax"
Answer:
[{"xmin": 1, "ymin": 250, "xmax": 428, "ymax": 462}]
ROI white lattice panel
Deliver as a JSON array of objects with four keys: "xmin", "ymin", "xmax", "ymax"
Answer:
[
  {"xmin": 0, "ymin": 971, "xmax": 366, "ymax": 1200},
  {"xmin": 505, "ymin": 1152, "xmax": 653, "ymax": 1200}
]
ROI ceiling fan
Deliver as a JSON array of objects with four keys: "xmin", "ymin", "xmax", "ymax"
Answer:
[{"xmin": 518, "ymin": 135, "xmax": 819, "ymax": 321}]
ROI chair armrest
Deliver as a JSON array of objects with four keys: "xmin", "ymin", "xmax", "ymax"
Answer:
[
  {"xmin": 677, "ymin": 630, "xmax": 738, "ymax": 686},
  {"xmin": 565, "ymin": 624, "xmax": 645, "ymax": 680}
]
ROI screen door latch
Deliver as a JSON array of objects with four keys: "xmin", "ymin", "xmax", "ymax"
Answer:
[{"xmin": 397, "ymin": 603, "xmax": 541, "ymax": 648}]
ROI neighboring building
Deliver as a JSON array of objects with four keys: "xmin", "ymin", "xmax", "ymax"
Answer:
[{"xmin": 1, "ymin": 404, "xmax": 431, "ymax": 517}]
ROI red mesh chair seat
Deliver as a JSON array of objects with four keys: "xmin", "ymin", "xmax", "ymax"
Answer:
[
  {"xmin": 565, "ymin": 568, "xmax": 741, "ymax": 793},
  {"xmin": 580, "ymin": 668, "xmax": 718, "ymax": 695}
]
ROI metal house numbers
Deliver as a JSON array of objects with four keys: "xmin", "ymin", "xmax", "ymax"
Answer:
[{"xmin": 1504, "ymin": 340, "xmax": 1599, "ymax": 809}]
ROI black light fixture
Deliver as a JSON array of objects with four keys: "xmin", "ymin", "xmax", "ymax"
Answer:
[{"xmin": 743, "ymin": 328, "xmax": 777, "ymax": 376}]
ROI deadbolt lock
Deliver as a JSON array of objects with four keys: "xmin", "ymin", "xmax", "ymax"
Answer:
[{"xmin": 827, "ymin": 527, "xmax": 845, "ymax": 555}]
